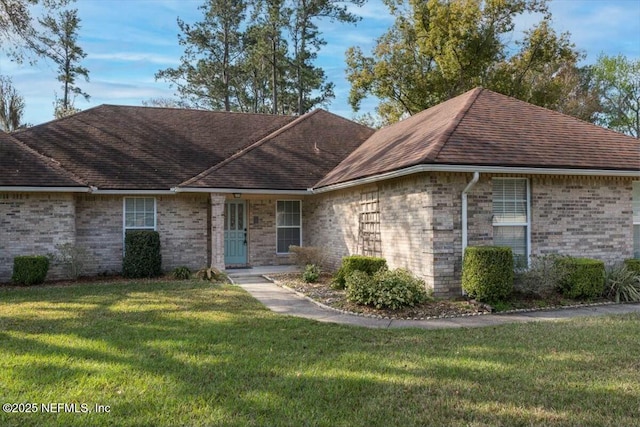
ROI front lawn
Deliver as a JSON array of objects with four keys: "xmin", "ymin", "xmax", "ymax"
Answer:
[{"xmin": 1, "ymin": 279, "xmax": 640, "ymax": 426}]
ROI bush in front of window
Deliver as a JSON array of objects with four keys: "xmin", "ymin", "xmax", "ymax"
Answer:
[
  {"xmin": 555, "ymin": 257, "xmax": 605, "ymax": 299},
  {"xmin": 345, "ymin": 268, "xmax": 431, "ymax": 310},
  {"xmin": 462, "ymin": 246, "xmax": 514, "ymax": 302},
  {"xmin": 12, "ymin": 255, "xmax": 50, "ymax": 285},
  {"xmin": 331, "ymin": 255, "xmax": 388, "ymax": 289},
  {"xmin": 123, "ymin": 230, "xmax": 162, "ymax": 278},
  {"xmin": 289, "ymin": 246, "xmax": 327, "ymax": 269},
  {"xmin": 514, "ymin": 254, "xmax": 571, "ymax": 297}
]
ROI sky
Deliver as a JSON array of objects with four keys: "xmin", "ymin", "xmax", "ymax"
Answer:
[{"xmin": 1, "ymin": 0, "xmax": 639, "ymax": 126}]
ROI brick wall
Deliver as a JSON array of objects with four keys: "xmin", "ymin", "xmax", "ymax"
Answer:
[
  {"xmin": 75, "ymin": 195, "xmax": 123, "ymax": 276},
  {"xmin": 157, "ymin": 194, "xmax": 209, "ymax": 271},
  {"xmin": 306, "ymin": 173, "xmax": 635, "ymax": 297},
  {"xmin": 0, "ymin": 192, "xmax": 76, "ymax": 282},
  {"xmin": 247, "ymin": 198, "xmax": 294, "ymax": 266},
  {"xmin": 304, "ymin": 188, "xmax": 361, "ymax": 270},
  {"xmin": 76, "ymin": 194, "xmax": 211, "ymax": 276},
  {"xmin": 210, "ymin": 194, "xmax": 225, "ymax": 270},
  {"xmin": 529, "ymin": 176, "xmax": 633, "ymax": 262}
]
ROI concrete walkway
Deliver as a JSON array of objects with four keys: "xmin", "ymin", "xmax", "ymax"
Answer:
[{"xmin": 227, "ymin": 271, "xmax": 640, "ymax": 330}]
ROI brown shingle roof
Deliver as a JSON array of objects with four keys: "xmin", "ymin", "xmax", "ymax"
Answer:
[
  {"xmin": 0, "ymin": 131, "xmax": 86, "ymax": 188},
  {"xmin": 12, "ymin": 105, "xmax": 296, "ymax": 190},
  {"xmin": 180, "ymin": 109, "xmax": 374, "ymax": 190},
  {"xmin": 316, "ymin": 88, "xmax": 640, "ymax": 188}
]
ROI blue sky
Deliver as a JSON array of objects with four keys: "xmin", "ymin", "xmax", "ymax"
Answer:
[{"xmin": 1, "ymin": 0, "xmax": 639, "ymax": 126}]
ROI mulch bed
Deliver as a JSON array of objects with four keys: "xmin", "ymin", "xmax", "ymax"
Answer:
[
  {"xmin": 268, "ymin": 272, "xmax": 492, "ymax": 319},
  {"xmin": 268, "ymin": 272, "xmax": 613, "ymax": 320}
]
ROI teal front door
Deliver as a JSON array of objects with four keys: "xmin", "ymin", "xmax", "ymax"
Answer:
[{"xmin": 224, "ymin": 200, "xmax": 247, "ymax": 265}]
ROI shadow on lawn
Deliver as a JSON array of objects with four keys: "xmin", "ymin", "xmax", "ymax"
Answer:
[{"xmin": 1, "ymin": 280, "xmax": 640, "ymax": 427}]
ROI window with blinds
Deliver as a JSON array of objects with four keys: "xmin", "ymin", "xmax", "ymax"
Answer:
[
  {"xmin": 276, "ymin": 200, "xmax": 301, "ymax": 253},
  {"xmin": 492, "ymin": 178, "xmax": 529, "ymax": 268},
  {"xmin": 633, "ymin": 182, "xmax": 640, "ymax": 258}
]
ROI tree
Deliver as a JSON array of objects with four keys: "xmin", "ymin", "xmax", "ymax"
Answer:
[
  {"xmin": 0, "ymin": 0, "xmax": 71, "ymax": 62},
  {"xmin": 287, "ymin": 0, "xmax": 360, "ymax": 114},
  {"xmin": 35, "ymin": 8, "xmax": 89, "ymax": 118},
  {"xmin": 141, "ymin": 97, "xmax": 185, "ymax": 108},
  {"xmin": 0, "ymin": 75, "xmax": 25, "ymax": 131},
  {"xmin": 346, "ymin": 0, "xmax": 586, "ymax": 124},
  {"xmin": 158, "ymin": 0, "xmax": 361, "ymax": 115},
  {"xmin": 592, "ymin": 54, "xmax": 640, "ymax": 138},
  {"xmin": 156, "ymin": 0, "xmax": 247, "ymax": 111}
]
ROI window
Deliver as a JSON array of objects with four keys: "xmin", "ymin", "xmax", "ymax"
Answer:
[
  {"xmin": 124, "ymin": 197, "xmax": 156, "ymax": 231},
  {"xmin": 493, "ymin": 178, "xmax": 529, "ymax": 268},
  {"xmin": 634, "ymin": 182, "xmax": 640, "ymax": 258},
  {"xmin": 276, "ymin": 200, "xmax": 301, "ymax": 253}
]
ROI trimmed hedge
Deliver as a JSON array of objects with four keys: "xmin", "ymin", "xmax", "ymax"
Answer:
[
  {"xmin": 346, "ymin": 268, "xmax": 430, "ymax": 310},
  {"xmin": 12, "ymin": 255, "xmax": 50, "ymax": 285},
  {"xmin": 624, "ymin": 259, "xmax": 640, "ymax": 276},
  {"xmin": 556, "ymin": 257, "xmax": 605, "ymax": 299},
  {"xmin": 123, "ymin": 230, "xmax": 162, "ymax": 278},
  {"xmin": 462, "ymin": 246, "xmax": 514, "ymax": 302},
  {"xmin": 332, "ymin": 255, "xmax": 387, "ymax": 289}
]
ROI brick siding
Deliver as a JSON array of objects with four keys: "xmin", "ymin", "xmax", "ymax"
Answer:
[
  {"xmin": 306, "ymin": 173, "xmax": 635, "ymax": 297},
  {"xmin": 2, "ymin": 175, "xmax": 633, "ymax": 289},
  {"xmin": 0, "ymin": 193, "xmax": 76, "ymax": 282}
]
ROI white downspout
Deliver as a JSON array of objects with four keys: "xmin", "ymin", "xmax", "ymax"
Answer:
[
  {"xmin": 461, "ymin": 172, "xmax": 480, "ymax": 258},
  {"xmin": 461, "ymin": 172, "xmax": 480, "ymax": 296}
]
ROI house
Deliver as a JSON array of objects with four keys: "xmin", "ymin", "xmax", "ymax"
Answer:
[{"xmin": 1, "ymin": 88, "xmax": 638, "ymax": 295}]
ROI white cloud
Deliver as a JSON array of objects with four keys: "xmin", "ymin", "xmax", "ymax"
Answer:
[{"xmin": 88, "ymin": 52, "xmax": 180, "ymax": 65}]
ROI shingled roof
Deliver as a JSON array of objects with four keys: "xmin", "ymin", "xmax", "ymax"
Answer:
[
  {"xmin": 0, "ymin": 131, "xmax": 86, "ymax": 188},
  {"xmin": 12, "ymin": 105, "xmax": 296, "ymax": 190},
  {"xmin": 180, "ymin": 109, "xmax": 374, "ymax": 190},
  {"xmin": 315, "ymin": 88, "xmax": 640, "ymax": 188}
]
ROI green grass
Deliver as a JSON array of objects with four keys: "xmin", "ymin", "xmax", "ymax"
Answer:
[{"xmin": 1, "ymin": 280, "xmax": 640, "ymax": 427}]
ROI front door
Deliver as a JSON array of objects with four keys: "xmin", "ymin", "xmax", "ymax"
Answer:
[{"xmin": 224, "ymin": 200, "xmax": 247, "ymax": 265}]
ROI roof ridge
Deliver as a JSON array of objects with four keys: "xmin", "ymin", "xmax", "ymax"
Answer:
[
  {"xmin": 178, "ymin": 109, "xmax": 323, "ymax": 187},
  {"xmin": 427, "ymin": 87, "xmax": 484, "ymax": 163},
  {"xmin": 3, "ymin": 132, "xmax": 88, "ymax": 186}
]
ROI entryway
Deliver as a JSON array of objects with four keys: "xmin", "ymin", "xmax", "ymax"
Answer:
[{"xmin": 224, "ymin": 200, "xmax": 247, "ymax": 265}]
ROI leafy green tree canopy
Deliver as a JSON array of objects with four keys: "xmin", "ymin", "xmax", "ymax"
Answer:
[
  {"xmin": 592, "ymin": 54, "xmax": 640, "ymax": 138},
  {"xmin": 346, "ymin": 0, "xmax": 592, "ymax": 124}
]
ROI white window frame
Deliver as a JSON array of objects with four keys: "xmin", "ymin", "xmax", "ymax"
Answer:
[
  {"xmin": 492, "ymin": 178, "xmax": 531, "ymax": 267},
  {"xmin": 276, "ymin": 200, "xmax": 302, "ymax": 254},
  {"xmin": 123, "ymin": 197, "xmax": 157, "ymax": 244},
  {"xmin": 633, "ymin": 182, "xmax": 640, "ymax": 258}
]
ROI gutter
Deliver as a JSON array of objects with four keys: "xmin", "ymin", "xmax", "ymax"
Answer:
[
  {"xmin": 174, "ymin": 187, "xmax": 311, "ymax": 195},
  {"xmin": 0, "ymin": 186, "xmax": 91, "ymax": 193},
  {"xmin": 312, "ymin": 164, "xmax": 640, "ymax": 194}
]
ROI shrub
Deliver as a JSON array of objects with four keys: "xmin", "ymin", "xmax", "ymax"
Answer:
[
  {"xmin": 173, "ymin": 266, "xmax": 192, "ymax": 280},
  {"xmin": 195, "ymin": 267, "xmax": 228, "ymax": 283},
  {"xmin": 514, "ymin": 254, "xmax": 570, "ymax": 297},
  {"xmin": 289, "ymin": 246, "xmax": 327, "ymax": 269},
  {"xmin": 302, "ymin": 264, "xmax": 320, "ymax": 283},
  {"xmin": 122, "ymin": 230, "xmax": 162, "ymax": 278},
  {"xmin": 12, "ymin": 255, "xmax": 50, "ymax": 285},
  {"xmin": 49, "ymin": 243, "xmax": 89, "ymax": 280},
  {"xmin": 346, "ymin": 268, "xmax": 430, "ymax": 310},
  {"xmin": 332, "ymin": 255, "xmax": 387, "ymax": 289},
  {"xmin": 624, "ymin": 259, "xmax": 640, "ymax": 276},
  {"xmin": 462, "ymin": 246, "xmax": 514, "ymax": 302},
  {"xmin": 604, "ymin": 263, "xmax": 640, "ymax": 303},
  {"xmin": 556, "ymin": 257, "xmax": 605, "ymax": 299}
]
